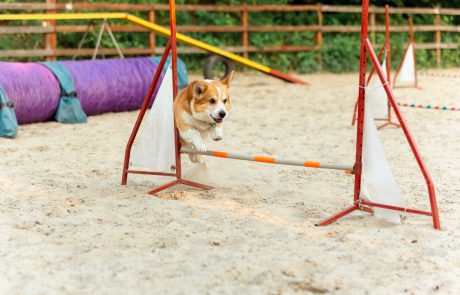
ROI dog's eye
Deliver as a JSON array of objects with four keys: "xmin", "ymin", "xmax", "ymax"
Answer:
[
  {"xmin": 209, "ymin": 98, "xmax": 216, "ymax": 104},
  {"xmin": 223, "ymin": 99, "xmax": 228, "ymax": 104}
]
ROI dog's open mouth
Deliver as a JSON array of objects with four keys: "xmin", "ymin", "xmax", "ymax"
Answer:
[{"xmin": 212, "ymin": 117, "xmax": 224, "ymax": 124}]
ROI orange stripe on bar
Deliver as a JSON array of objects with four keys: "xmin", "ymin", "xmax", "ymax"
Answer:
[
  {"xmin": 213, "ymin": 151, "xmax": 228, "ymax": 158},
  {"xmin": 254, "ymin": 156, "xmax": 276, "ymax": 163},
  {"xmin": 304, "ymin": 161, "xmax": 321, "ymax": 168}
]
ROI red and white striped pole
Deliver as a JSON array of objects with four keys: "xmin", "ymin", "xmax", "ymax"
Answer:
[{"xmin": 181, "ymin": 148, "xmax": 354, "ymax": 172}]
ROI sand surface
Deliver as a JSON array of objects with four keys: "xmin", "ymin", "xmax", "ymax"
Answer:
[{"xmin": 1, "ymin": 69, "xmax": 459, "ymax": 294}]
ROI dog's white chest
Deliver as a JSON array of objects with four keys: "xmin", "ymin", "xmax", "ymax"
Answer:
[
  {"xmin": 182, "ymin": 111, "xmax": 210, "ymax": 132},
  {"xmin": 193, "ymin": 119, "xmax": 212, "ymax": 132}
]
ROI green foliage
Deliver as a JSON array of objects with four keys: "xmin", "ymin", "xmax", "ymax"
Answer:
[
  {"xmin": 3, "ymin": 0, "xmax": 460, "ymax": 71},
  {"xmin": 323, "ymin": 34, "xmax": 360, "ymax": 72},
  {"xmin": 296, "ymin": 51, "xmax": 320, "ymax": 73}
]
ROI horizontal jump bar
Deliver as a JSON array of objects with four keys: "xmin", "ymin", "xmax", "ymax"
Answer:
[{"xmin": 180, "ymin": 147, "xmax": 354, "ymax": 171}]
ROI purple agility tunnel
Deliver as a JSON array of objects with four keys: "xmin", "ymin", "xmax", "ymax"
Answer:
[
  {"xmin": 0, "ymin": 57, "xmax": 186, "ymax": 124},
  {"xmin": 64, "ymin": 58, "xmax": 159, "ymax": 116}
]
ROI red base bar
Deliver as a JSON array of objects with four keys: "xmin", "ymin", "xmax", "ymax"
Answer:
[
  {"xmin": 124, "ymin": 170, "xmax": 176, "ymax": 177},
  {"xmin": 360, "ymin": 201, "xmax": 432, "ymax": 216},
  {"xmin": 148, "ymin": 179, "xmax": 213, "ymax": 195}
]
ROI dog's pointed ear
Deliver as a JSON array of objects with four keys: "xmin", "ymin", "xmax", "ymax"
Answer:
[
  {"xmin": 190, "ymin": 81, "xmax": 207, "ymax": 98},
  {"xmin": 221, "ymin": 70, "xmax": 235, "ymax": 86}
]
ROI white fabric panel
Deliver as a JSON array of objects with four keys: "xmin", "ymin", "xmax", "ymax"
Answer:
[
  {"xmin": 130, "ymin": 63, "xmax": 176, "ymax": 173},
  {"xmin": 396, "ymin": 43, "xmax": 416, "ymax": 85},
  {"xmin": 367, "ymin": 56, "xmax": 389, "ymax": 119},
  {"xmin": 361, "ymin": 98, "xmax": 406, "ymax": 223}
]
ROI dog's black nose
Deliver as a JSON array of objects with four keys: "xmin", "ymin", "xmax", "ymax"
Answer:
[{"xmin": 218, "ymin": 110, "xmax": 226, "ymax": 118}]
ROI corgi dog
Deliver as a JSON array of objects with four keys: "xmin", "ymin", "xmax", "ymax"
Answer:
[{"xmin": 174, "ymin": 71, "xmax": 234, "ymax": 163}]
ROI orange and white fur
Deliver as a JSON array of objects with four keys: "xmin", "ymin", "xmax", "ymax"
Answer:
[{"xmin": 174, "ymin": 71, "xmax": 234, "ymax": 163}]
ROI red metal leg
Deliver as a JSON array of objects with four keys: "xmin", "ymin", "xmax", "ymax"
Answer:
[
  {"xmin": 148, "ymin": 179, "xmax": 181, "ymax": 195},
  {"xmin": 316, "ymin": 205, "xmax": 359, "ymax": 226},
  {"xmin": 169, "ymin": 0, "xmax": 184, "ymax": 182},
  {"xmin": 316, "ymin": 202, "xmax": 376, "ymax": 226},
  {"xmin": 148, "ymin": 179, "xmax": 212, "ymax": 195},
  {"xmin": 179, "ymin": 179, "xmax": 213, "ymax": 190},
  {"xmin": 351, "ymin": 99, "xmax": 359, "ymax": 126},
  {"xmin": 377, "ymin": 121, "xmax": 400, "ymax": 130},
  {"xmin": 352, "ymin": 0, "xmax": 370, "ymax": 206}
]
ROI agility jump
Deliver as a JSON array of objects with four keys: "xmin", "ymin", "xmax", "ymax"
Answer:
[{"xmin": 120, "ymin": 0, "xmax": 441, "ymax": 230}]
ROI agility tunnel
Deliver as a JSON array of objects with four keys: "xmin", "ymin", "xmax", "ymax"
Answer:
[{"xmin": 0, "ymin": 56, "xmax": 188, "ymax": 137}]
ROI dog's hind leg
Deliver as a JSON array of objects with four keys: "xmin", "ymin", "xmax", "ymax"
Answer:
[{"xmin": 180, "ymin": 138, "xmax": 205, "ymax": 164}]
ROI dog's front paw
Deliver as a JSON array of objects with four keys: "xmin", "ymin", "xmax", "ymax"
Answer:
[
  {"xmin": 212, "ymin": 135, "xmax": 223, "ymax": 141},
  {"xmin": 211, "ymin": 128, "xmax": 223, "ymax": 141},
  {"xmin": 194, "ymin": 142, "xmax": 207, "ymax": 152}
]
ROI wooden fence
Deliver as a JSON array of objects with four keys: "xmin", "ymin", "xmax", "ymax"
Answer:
[{"xmin": 0, "ymin": 2, "xmax": 459, "ymax": 68}]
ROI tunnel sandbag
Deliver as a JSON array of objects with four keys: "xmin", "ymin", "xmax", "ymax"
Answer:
[
  {"xmin": 40, "ymin": 62, "xmax": 88, "ymax": 124},
  {"xmin": 149, "ymin": 56, "xmax": 188, "ymax": 89},
  {"xmin": 0, "ymin": 62, "xmax": 60, "ymax": 124},
  {"xmin": 0, "ymin": 85, "xmax": 18, "ymax": 138}
]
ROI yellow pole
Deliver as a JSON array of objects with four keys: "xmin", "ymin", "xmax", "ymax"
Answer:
[
  {"xmin": 0, "ymin": 12, "xmax": 127, "ymax": 21},
  {"xmin": 125, "ymin": 15, "xmax": 270, "ymax": 73}
]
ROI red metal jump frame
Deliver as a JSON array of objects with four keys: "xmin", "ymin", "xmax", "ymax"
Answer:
[
  {"xmin": 121, "ymin": 0, "xmax": 212, "ymax": 194},
  {"xmin": 121, "ymin": 38, "xmax": 172, "ymax": 185},
  {"xmin": 122, "ymin": 0, "xmax": 440, "ymax": 230},
  {"xmin": 317, "ymin": 0, "xmax": 440, "ymax": 230},
  {"xmin": 351, "ymin": 4, "xmax": 400, "ymax": 130}
]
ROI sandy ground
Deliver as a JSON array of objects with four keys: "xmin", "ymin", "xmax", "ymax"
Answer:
[{"xmin": 1, "ymin": 69, "xmax": 459, "ymax": 294}]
